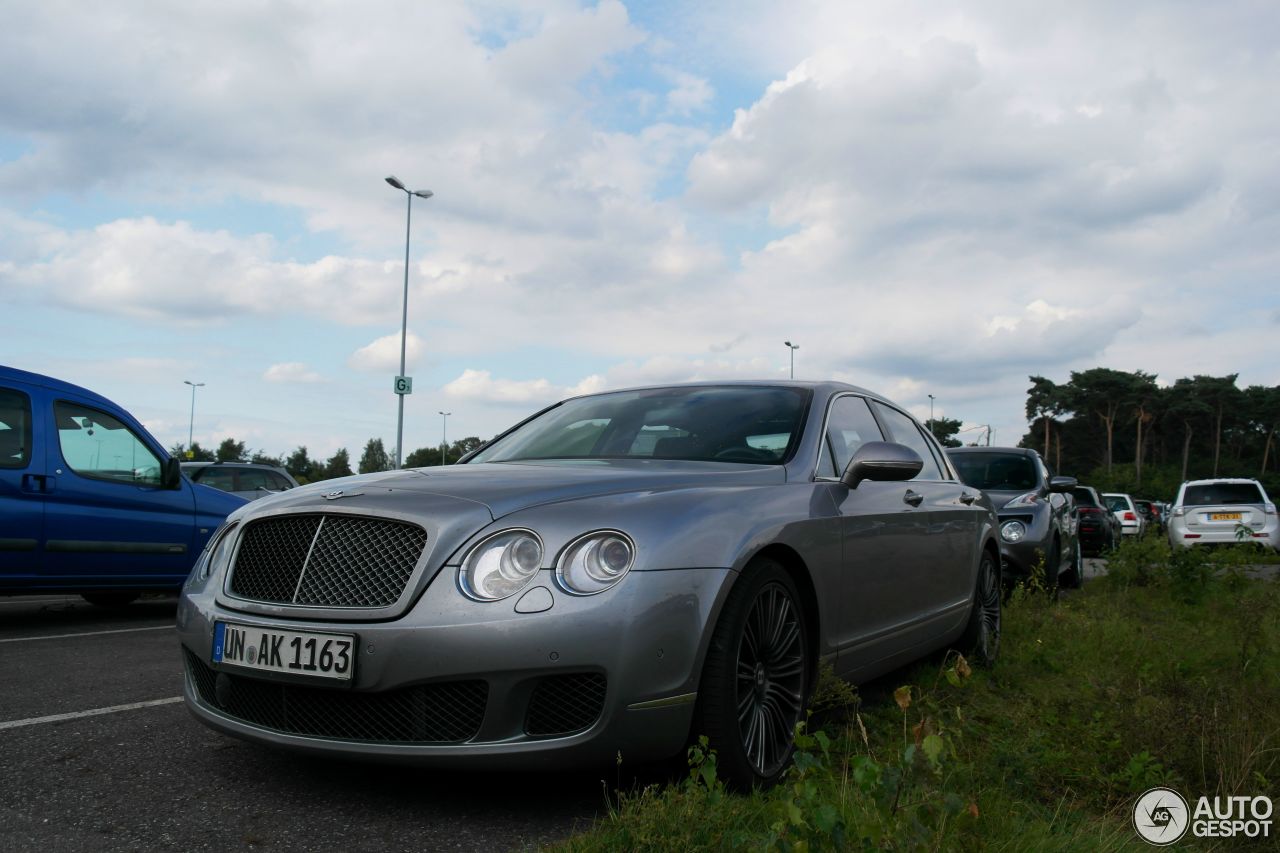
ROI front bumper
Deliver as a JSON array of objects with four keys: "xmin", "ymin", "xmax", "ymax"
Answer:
[
  {"xmin": 178, "ymin": 566, "xmax": 733, "ymax": 768},
  {"xmin": 995, "ymin": 509, "xmax": 1052, "ymax": 580}
]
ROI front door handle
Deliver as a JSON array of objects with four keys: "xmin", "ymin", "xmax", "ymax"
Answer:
[
  {"xmin": 903, "ymin": 489, "xmax": 924, "ymax": 507},
  {"xmin": 960, "ymin": 492, "xmax": 977, "ymax": 505}
]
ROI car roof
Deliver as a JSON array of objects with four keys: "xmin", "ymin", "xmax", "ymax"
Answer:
[
  {"xmin": 1, "ymin": 364, "xmax": 122, "ymax": 411},
  {"xmin": 1182, "ymin": 477, "xmax": 1263, "ymax": 486},
  {"xmin": 181, "ymin": 461, "xmax": 285, "ymax": 471},
  {"xmin": 562, "ymin": 379, "xmax": 892, "ymax": 405},
  {"xmin": 945, "ymin": 446, "xmax": 1036, "ymax": 456}
]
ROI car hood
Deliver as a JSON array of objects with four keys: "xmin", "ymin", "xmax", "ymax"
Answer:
[
  {"xmin": 983, "ymin": 488, "xmax": 1038, "ymax": 510},
  {"xmin": 264, "ymin": 459, "xmax": 787, "ymax": 520},
  {"xmin": 192, "ymin": 481, "xmax": 248, "ymax": 515}
]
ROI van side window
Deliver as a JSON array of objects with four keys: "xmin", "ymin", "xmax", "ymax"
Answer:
[
  {"xmin": 54, "ymin": 401, "xmax": 164, "ymax": 486},
  {"xmin": 819, "ymin": 396, "xmax": 885, "ymax": 477},
  {"xmin": 0, "ymin": 388, "xmax": 33, "ymax": 469}
]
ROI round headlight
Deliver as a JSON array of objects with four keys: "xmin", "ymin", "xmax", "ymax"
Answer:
[
  {"xmin": 1000, "ymin": 520, "xmax": 1027, "ymax": 543},
  {"xmin": 197, "ymin": 523, "xmax": 238, "ymax": 581},
  {"xmin": 459, "ymin": 530, "xmax": 544, "ymax": 601},
  {"xmin": 557, "ymin": 531, "xmax": 635, "ymax": 595}
]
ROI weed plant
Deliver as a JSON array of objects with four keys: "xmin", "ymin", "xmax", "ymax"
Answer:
[{"xmin": 556, "ymin": 548, "xmax": 1280, "ymax": 852}]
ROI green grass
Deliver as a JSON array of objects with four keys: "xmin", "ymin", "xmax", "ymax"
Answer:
[{"xmin": 554, "ymin": 542, "xmax": 1280, "ymax": 851}]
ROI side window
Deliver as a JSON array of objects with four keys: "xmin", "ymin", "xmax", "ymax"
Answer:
[
  {"xmin": 871, "ymin": 403, "xmax": 944, "ymax": 480},
  {"xmin": 267, "ymin": 471, "xmax": 293, "ymax": 490},
  {"xmin": 196, "ymin": 468, "xmax": 237, "ymax": 492},
  {"xmin": 820, "ymin": 396, "xmax": 884, "ymax": 477},
  {"xmin": 0, "ymin": 387, "xmax": 33, "ymax": 469},
  {"xmin": 54, "ymin": 401, "xmax": 163, "ymax": 486},
  {"xmin": 237, "ymin": 469, "xmax": 274, "ymax": 492}
]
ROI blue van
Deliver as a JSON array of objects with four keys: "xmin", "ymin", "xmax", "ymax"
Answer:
[{"xmin": 0, "ymin": 365, "xmax": 245, "ymax": 606}]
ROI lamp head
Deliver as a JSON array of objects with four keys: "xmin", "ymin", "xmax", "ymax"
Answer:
[{"xmin": 385, "ymin": 176, "xmax": 406, "ymax": 191}]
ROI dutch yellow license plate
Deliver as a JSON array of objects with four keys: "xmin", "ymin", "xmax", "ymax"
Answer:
[{"xmin": 1209, "ymin": 512, "xmax": 1242, "ymax": 521}]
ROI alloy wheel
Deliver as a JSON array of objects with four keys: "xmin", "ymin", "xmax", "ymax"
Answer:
[{"xmin": 734, "ymin": 582, "xmax": 806, "ymax": 777}]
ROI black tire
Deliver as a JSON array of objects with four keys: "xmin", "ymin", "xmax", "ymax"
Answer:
[
  {"xmin": 1042, "ymin": 538, "xmax": 1061, "ymax": 597},
  {"xmin": 81, "ymin": 592, "xmax": 140, "ymax": 608},
  {"xmin": 959, "ymin": 550, "xmax": 1000, "ymax": 666},
  {"xmin": 1063, "ymin": 541, "xmax": 1084, "ymax": 589},
  {"xmin": 695, "ymin": 557, "xmax": 810, "ymax": 790}
]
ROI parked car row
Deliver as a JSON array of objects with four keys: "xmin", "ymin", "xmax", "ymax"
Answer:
[
  {"xmin": 946, "ymin": 446, "xmax": 1081, "ymax": 591},
  {"xmin": 12, "ymin": 361, "xmax": 1272, "ymax": 789}
]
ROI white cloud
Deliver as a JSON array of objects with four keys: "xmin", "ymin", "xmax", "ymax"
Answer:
[
  {"xmin": 442, "ymin": 369, "xmax": 606, "ymax": 405},
  {"xmin": 263, "ymin": 362, "xmax": 321, "ymax": 383},
  {"xmin": 348, "ymin": 333, "xmax": 424, "ymax": 374},
  {"xmin": 662, "ymin": 68, "xmax": 714, "ymax": 115}
]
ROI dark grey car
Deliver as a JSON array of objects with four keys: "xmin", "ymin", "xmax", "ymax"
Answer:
[
  {"xmin": 946, "ymin": 447, "xmax": 1080, "ymax": 591},
  {"xmin": 179, "ymin": 382, "xmax": 1001, "ymax": 788}
]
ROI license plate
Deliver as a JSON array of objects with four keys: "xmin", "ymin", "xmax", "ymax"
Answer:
[
  {"xmin": 1209, "ymin": 512, "xmax": 1242, "ymax": 522},
  {"xmin": 213, "ymin": 621, "xmax": 355, "ymax": 682}
]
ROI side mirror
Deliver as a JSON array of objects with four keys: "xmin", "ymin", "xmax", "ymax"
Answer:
[
  {"xmin": 162, "ymin": 457, "xmax": 183, "ymax": 490},
  {"xmin": 840, "ymin": 441, "xmax": 923, "ymax": 489},
  {"xmin": 1049, "ymin": 475, "xmax": 1077, "ymax": 493}
]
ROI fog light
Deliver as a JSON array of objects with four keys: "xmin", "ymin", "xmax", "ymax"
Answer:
[{"xmin": 1000, "ymin": 520, "xmax": 1026, "ymax": 543}]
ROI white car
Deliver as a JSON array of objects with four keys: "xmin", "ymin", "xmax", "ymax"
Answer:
[
  {"xmin": 1168, "ymin": 478, "xmax": 1279, "ymax": 552},
  {"xmin": 1102, "ymin": 492, "xmax": 1145, "ymax": 538}
]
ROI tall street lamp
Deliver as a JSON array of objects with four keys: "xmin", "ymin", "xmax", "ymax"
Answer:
[
  {"xmin": 386, "ymin": 175, "xmax": 434, "ymax": 469},
  {"xmin": 183, "ymin": 380, "xmax": 204, "ymax": 455},
  {"xmin": 783, "ymin": 340, "xmax": 799, "ymax": 379},
  {"xmin": 438, "ymin": 411, "xmax": 451, "ymax": 466},
  {"xmin": 927, "ymin": 394, "xmax": 936, "ymax": 437}
]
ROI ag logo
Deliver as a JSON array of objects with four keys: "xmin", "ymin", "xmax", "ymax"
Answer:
[{"xmin": 1134, "ymin": 787, "xmax": 1190, "ymax": 845}]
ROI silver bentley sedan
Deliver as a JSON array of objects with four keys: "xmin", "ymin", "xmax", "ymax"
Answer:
[{"xmin": 178, "ymin": 381, "xmax": 1001, "ymax": 788}]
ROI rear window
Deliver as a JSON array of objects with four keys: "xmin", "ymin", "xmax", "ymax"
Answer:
[
  {"xmin": 1104, "ymin": 495, "xmax": 1131, "ymax": 512},
  {"xmin": 1072, "ymin": 488, "xmax": 1100, "ymax": 507},
  {"xmin": 1182, "ymin": 483, "xmax": 1266, "ymax": 506}
]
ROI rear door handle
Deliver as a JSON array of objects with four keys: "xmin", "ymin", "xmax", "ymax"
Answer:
[
  {"xmin": 960, "ymin": 492, "xmax": 977, "ymax": 505},
  {"xmin": 903, "ymin": 489, "xmax": 924, "ymax": 507}
]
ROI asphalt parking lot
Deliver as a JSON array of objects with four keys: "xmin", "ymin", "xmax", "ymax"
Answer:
[
  {"xmin": 0, "ymin": 596, "xmax": 614, "ymax": 853},
  {"xmin": 4, "ymin": 556, "xmax": 1271, "ymax": 852}
]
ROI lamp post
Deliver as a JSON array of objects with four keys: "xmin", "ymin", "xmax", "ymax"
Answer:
[
  {"xmin": 183, "ymin": 380, "xmax": 204, "ymax": 454},
  {"xmin": 783, "ymin": 340, "xmax": 799, "ymax": 379},
  {"xmin": 438, "ymin": 411, "xmax": 451, "ymax": 466},
  {"xmin": 385, "ymin": 175, "xmax": 434, "ymax": 469},
  {"xmin": 927, "ymin": 394, "xmax": 935, "ymax": 437}
]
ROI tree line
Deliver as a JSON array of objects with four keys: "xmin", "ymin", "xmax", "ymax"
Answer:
[
  {"xmin": 169, "ymin": 435, "xmax": 487, "ymax": 484},
  {"xmin": 1019, "ymin": 368, "xmax": 1280, "ymax": 499}
]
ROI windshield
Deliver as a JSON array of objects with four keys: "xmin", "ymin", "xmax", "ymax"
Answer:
[
  {"xmin": 948, "ymin": 452, "xmax": 1038, "ymax": 491},
  {"xmin": 1182, "ymin": 483, "xmax": 1266, "ymax": 506},
  {"xmin": 1104, "ymin": 495, "xmax": 1130, "ymax": 512},
  {"xmin": 468, "ymin": 386, "xmax": 810, "ymax": 465}
]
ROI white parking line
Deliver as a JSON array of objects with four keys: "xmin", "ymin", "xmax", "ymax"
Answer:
[
  {"xmin": 0, "ymin": 696, "xmax": 184, "ymax": 731},
  {"xmin": 0, "ymin": 625, "xmax": 173, "ymax": 644}
]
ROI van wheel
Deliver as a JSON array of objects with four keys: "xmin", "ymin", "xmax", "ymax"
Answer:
[
  {"xmin": 695, "ymin": 557, "xmax": 810, "ymax": 790},
  {"xmin": 81, "ymin": 592, "xmax": 140, "ymax": 608}
]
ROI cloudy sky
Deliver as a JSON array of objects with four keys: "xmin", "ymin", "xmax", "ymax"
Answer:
[{"xmin": 2, "ymin": 0, "xmax": 1277, "ymax": 463}]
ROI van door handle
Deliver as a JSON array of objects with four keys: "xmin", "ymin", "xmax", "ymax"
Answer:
[
  {"xmin": 903, "ymin": 489, "xmax": 924, "ymax": 507},
  {"xmin": 960, "ymin": 492, "xmax": 977, "ymax": 505},
  {"xmin": 22, "ymin": 474, "xmax": 54, "ymax": 493}
]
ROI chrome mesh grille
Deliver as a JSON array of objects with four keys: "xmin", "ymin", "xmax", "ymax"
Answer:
[
  {"xmin": 524, "ymin": 672, "xmax": 607, "ymax": 737},
  {"xmin": 227, "ymin": 514, "xmax": 427, "ymax": 608},
  {"xmin": 184, "ymin": 649, "xmax": 487, "ymax": 743}
]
